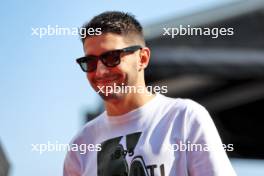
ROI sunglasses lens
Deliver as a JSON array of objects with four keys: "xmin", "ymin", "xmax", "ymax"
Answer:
[
  {"xmin": 79, "ymin": 62, "xmax": 88, "ymax": 72},
  {"xmin": 78, "ymin": 57, "xmax": 98, "ymax": 72},
  {"xmin": 101, "ymin": 51, "xmax": 120, "ymax": 67}
]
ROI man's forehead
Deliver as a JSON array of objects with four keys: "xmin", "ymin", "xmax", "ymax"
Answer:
[{"xmin": 83, "ymin": 33, "xmax": 128, "ymax": 55}]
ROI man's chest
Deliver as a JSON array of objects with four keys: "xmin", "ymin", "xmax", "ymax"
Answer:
[{"xmin": 83, "ymin": 131, "xmax": 179, "ymax": 176}]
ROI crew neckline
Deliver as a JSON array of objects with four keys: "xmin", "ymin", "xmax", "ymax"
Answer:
[{"xmin": 103, "ymin": 93, "xmax": 162, "ymax": 124}]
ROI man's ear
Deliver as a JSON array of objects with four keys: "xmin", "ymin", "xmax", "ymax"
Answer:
[{"xmin": 138, "ymin": 47, "xmax": 151, "ymax": 71}]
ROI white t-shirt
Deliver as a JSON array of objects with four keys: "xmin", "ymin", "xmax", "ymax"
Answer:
[{"xmin": 63, "ymin": 94, "xmax": 236, "ymax": 176}]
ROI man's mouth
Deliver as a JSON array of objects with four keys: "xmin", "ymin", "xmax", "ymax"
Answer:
[{"xmin": 94, "ymin": 75, "xmax": 122, "ymax": 84}]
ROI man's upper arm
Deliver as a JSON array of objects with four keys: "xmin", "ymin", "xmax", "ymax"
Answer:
[{"xmin": 185, "ymin": 100, "xmax": 236, "ymax": 176}]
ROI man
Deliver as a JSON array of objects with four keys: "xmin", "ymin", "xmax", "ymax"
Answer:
[{"xmin": 63, "ymin": 11, "xmax": 236, "ymax": 176}]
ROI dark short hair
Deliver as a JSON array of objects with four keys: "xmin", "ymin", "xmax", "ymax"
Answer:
[{"xmin": 80, "ymin": 11, "xmax": 145, "ymax": 45}]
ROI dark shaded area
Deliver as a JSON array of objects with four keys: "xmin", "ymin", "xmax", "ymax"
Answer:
[
  {"xmin": 215, "ymin": 98, "xmax": 264, "ymax": 159},
  {"xmin": 0, "ymin": 143, "xmax": 10, "ymax": 176}
]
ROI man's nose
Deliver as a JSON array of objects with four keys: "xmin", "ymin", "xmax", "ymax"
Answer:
[{"xmin": 95, "ymin": 60, "xmax": 110, "ymax": 77}]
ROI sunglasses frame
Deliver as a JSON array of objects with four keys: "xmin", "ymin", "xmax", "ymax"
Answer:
[{"xmin": 76, "ymin": 45, "xmax": 142, "ymax": 72}]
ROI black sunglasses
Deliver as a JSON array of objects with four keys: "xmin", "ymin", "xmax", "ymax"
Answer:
[{"xmin": 76, "ymin": 45, "xmax": 142, "ymax": 72}]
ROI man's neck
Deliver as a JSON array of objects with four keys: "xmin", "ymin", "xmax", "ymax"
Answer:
[{"xmin": 105, "ymin": 91, "xmax": 156, "ymax": 116}]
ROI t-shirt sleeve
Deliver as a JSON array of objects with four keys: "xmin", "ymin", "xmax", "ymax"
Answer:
[
  {"xmin": 185, "ymin": 100, "xmax": 237, "ymax": 176},
  {"xmin": 63, "ymin": 147, "xmax": 82, "ymax": 176}
]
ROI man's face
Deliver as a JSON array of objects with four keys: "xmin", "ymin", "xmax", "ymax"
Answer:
[{"xmin": 83, "ymin": 33, "xmax": 141, "ymax": 101}]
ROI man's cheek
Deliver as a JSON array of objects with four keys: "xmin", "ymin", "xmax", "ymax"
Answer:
[{"xmin": 87, "ymin": 75, "xmax": 98, "ymax": 90}]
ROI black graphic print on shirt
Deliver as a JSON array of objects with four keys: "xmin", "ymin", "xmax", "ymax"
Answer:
[{"xmin": 97, "ymin": 132, "xmax": 165, "ymax": 176}]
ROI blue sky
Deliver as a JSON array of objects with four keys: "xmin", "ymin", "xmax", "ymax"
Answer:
[{"xmin": 0, "ymin": 0, "xmax": 249, "ymax": 175}]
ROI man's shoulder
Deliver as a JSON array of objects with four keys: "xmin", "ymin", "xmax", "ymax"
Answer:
[
  {"xmin": 159, "ymin": 94, "xmax": 206, "ymax": 113},
  {"xmin": 163, "ymin": 95, "xmax": 212, "ymax": 127},
  {"xmin": 157, "ymin": 94, "xmax": 212, "ymax": 126}
]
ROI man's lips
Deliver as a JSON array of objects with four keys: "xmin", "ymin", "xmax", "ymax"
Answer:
[
  {"xmin": 94, "ymin": 75, "xmax": 122, "ymax": 84},
  {"xmin": 96, "ymin": 79, "xmax": 117, "ymax": 84}
]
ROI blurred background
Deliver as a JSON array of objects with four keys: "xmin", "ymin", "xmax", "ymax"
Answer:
[{"xmin": 0, "ymin": 0, "xmax": 264, "ymax": 175}]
